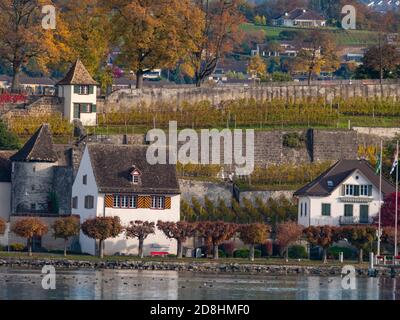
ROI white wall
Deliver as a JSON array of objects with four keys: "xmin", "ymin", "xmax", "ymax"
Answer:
[
  {"xmin": 0, "ymin": 182, "xmax": 11, "ymax": 222},
  {"xmin": 102, "ymin": 194, "xmax": 180, "ymax": 256},
  {"xmin": 59, "ymin": 85, "xmax": 97, "ymax": 126},
  {"xmin": 0, "ymin": 223, "xmax": 10, "ymax": 247},
  {"xmin": 72, "ymin": 147, "xmax": 98, "ymax": 255},
  {"xmin": 298, "ymin": 170, "xmax": 383, "ymax": 227}
]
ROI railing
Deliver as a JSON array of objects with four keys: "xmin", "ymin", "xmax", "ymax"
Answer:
[
  {"xmin": 339, "ymin": 216, "xmax": 374, "ymax": 225},
  {"xmin": 376, "ymin": 255, "xmax": 400, "ymax": 266}
]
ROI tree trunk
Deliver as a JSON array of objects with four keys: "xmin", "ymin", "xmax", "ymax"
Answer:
[
  {"xmin": 136, "ymin": 70, "xmax": 144, "ymax": 89},
  {"xmin": 177, "ymin": 240, "xmax": 183, "ymax": 259},
  {"xmin": 285, "ymin": 247, "xmax": 289, "ymax": 262},
  {"xmin": 358, "ymin": 248, "xmax": 364, "ymax": 264},
  {"xmin": 99, "ymin": 239, "xmax": 104, "ymax": 259},
  {"xmin": 249, "ymin": 244, "xmax": 255, "ymax": 262},
  {"xmin": 28, "ymin": 238, "xmax": 32, "ymax": 257},
  {"xmin": 12, "ymin": 64, "xmax": 21, "ymax": 92},
  {"xmin": 323, "ymin": 248, "xmax": 328, "ymax": 264},
  {"xmin": 139, "ymin": 238, "xmax": 144, "ymax": 258},
  {"xmin": 213, "ymin": 244, "xmax": 219, "ymax": 260},
  {"xmin": 64, "ymin": 239, "xmax": 67, "ymax": 257},
  {"xmin": 307, "ymin": 69, "xmax": 312, "ymax": 86}
]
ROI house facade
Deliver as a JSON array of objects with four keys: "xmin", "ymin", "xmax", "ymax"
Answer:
[
  {"xmin": 72, "ymin": 144, "xmax": 181, "ymax": 256},
  {"xmin": 57, "ymin": 59, "xmax": 98, "ymax": 126},
  {"xmin": 273, "ymin": 8, "xmax": 326, "ymax": 28},
  {"xmin": 294, "ymin": 160, "xmax": 395, "ymax": 227}
]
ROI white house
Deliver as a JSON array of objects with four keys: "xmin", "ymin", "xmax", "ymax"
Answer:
[
  {"xmin": 57, "ymin": 59, "xmax": 98, "ymax": 126},
  {"xmin": 273, "ymin": 8, "xmax": 326, "ymax": 28},
  {"xmin": 72, "ymin": 144, "xmax": 181, "ymax": 256},
  {"xmin": 0, "ymin": 151, "xmax": 13, "ymax": 247},
  {"xmin": 294, "ymin": 160, "xmax": 395, "ymax": 227}
]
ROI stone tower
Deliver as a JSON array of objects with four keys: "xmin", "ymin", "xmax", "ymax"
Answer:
[{"xmin": 10, "ymin": 124, "xmax": 59, "ymax": 214}]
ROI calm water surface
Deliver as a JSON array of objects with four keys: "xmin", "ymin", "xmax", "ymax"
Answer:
[{"xmin": 0, "ymin": 267, "xmax": 399, "ymax": 300}]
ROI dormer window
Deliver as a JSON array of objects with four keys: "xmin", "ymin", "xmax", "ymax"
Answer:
[{"xmin": 130, "ymin": 166, "xmax": 141, "ymax": 184}]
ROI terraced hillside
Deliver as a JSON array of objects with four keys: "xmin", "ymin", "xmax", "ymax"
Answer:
[{"xmin": 242, "ymin": 23, "xmax": 380, "ymax": 47}]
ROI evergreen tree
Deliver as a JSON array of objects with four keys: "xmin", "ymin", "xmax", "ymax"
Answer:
[{"xmin": 0, "ymin": 120, "xmax": 20, "ymax": 150}]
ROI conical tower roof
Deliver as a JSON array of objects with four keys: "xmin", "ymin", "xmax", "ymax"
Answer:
[
  {"xmin": 10, "ymin": 124, "xmax": 58, "ymax": 162},
  {"xmin": 57, "ymin": 59, "xmax": 98, "ymax": 86}
]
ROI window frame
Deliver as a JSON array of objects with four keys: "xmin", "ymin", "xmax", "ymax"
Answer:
[
  {"xmin": 84, "ymin": 195, "xmax": 94, "ymax": 209},
  {"xmin": 72, "ymin": 196, "xmax": 78, "ymax": 209},
  {"xmin": 321, "ymin": 203, "xmax": 331, "ymax": 217},
  {"xmin": 151, "ymin": 196, "xmax": 165, "ymax": 210}
]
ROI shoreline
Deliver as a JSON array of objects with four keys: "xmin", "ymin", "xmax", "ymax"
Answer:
[{"xmin": 0, "ymin": 258, "xmax": 398, "ymax": 277}]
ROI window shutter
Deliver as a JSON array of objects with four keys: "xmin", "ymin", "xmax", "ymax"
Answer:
[
  {"xmin": 74, "ymin": 85, "xmax": 79, "ymax": 94},
  {"xmin": 74, "ymin": 104, "xmax": 80, "ymax": 118},
  {"xmin": 144, "ymin": 196, "xmax": 152, "ymax": 208},
  {"xmin": 89, "ymin": 85, "xmax": 94, "ymax": 94},
  {"xmin": 91, "ymin": 104, "xmax": 97, "ymax": 113},
  {"xmin": 165, "ymin": 197, "xmax": 171, "ymax": 209},
  {"xmin": 105, "ymin": 195, "xmax": 113, "ymax": 208},
  {"xmin": 342, "ymin": 185, "xmax": 346, "ymax": 196}
]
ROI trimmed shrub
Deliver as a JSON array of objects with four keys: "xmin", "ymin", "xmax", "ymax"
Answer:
[
  {"xmin": 10, "ymin": 243, "xmax": 25, "ymax": 252},
  {"xmin": 218, "ymin": 250, "xmax": 227, "ymax": 258},
  {"xmin": 328, "ymin": 246, "xmax": 355, "ymax": 260},
  {"xmin": 221, "ymin": 242, "xmax": 235, "ymax": 257},
  {"xmin": 233, "ymin": 248, "xmax": 261, "ymax": 259},
  {"xmin": 0, "ymin": 245, "xmax": 5, "ymax": 252},
  {"xmin": 288, "ymin": 245, "xmax": 308, "ymax": 259}
]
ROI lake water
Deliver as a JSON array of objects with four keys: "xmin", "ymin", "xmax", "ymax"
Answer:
[{"xmin": 0, "ymin": 267, "xmax": 398, "ymax": 300}]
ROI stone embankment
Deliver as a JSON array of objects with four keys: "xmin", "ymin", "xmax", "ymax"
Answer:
[{"xmin": 0, "ymin": 258, "xmax": 396, "ymax": 277}]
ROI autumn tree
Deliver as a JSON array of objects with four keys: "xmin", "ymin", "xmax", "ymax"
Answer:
[
  {"xmin": 304, "ymin": 226, "xmax": 340, "ymax": 264},
  {"xmin": 188, "ymin": 0, "xmax": 245, "ymax": 87},
  {"xmin": 107, "ymin": 0, "xmax": 203, "ymax": 89},
  {"xmin": 11, "ymin": 218, "xmax": 48, "ymax": 256},
  {"xmin": 197, "ymin": 221, "xmax": 238, "ymax": 259},
  {"xmin": 294, "ymin": 30, "xmax": 339, "ymax": 85},
  {"xmin": 58, "ymin": 0, "xmax": 111, "ymax": 77},
  {"xmin": 0, "ymin": 218, "xmax": 5, "ymax": 235},
  {"xmin": 340, "ymin": 226, "xmax": 377, "ymax": 264},
  {"xmin": 362, "ymin": 43, "xmax": 400, "ymax": 84},
  {"xmin": 239, "ymin": 223, "xmax": 270, "ymax": 261},
  {"xmin": 52, "ymin": 216, "xmax": 80, "ymax": 257},
  {"xmin": 276, "ymin": 222, "xmax": 304, "ymax": 262},
  {"xmin": 247, "ymin": 55, "xmax": 266, "ymax": 82},
  {"xmin": 157, "ymin": 221, "xmax": 196, "ymax": 258},
  {"xmin": 0, "ymin": 0, "xmax": 63, "ymax": 91},
  {"xmin": 125, "ymin": 220, "xmax": 155, "ymax": 258},
  {"xmin": 382, "ymin": 227, "xmax": 400, "ymax": 251},
  {"xmin": 377, "ymin": 193, "xmax": 400, "ymax": 228},
  {"xmin": 81, "ymin": 216, "xmax": 123, "ymax": 258}
]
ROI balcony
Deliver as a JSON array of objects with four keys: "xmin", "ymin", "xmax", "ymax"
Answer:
[{"xmin": 339, "ymin": 216, "xmax": 373, "ymax": 225}]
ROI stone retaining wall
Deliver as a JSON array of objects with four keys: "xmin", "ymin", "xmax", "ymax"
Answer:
[{"xmin": 0, "ymin": 258, "xmax": 396, "ymax": 277}]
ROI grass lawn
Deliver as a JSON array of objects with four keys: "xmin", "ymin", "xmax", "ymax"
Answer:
[
  {"xmin": 0, "ymin": 252, "xmax": 368, "ymax": 267},
  {"xmin": 241, "ymin": 23, "xmax": 379, "ymax": 47}
]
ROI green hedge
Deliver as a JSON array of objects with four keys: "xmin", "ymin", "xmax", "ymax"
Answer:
[
  {"xmin": 328, "ymin": 246, "xmax": 355, "ymax": 260},
  {"xmin": 288, "ymin": 245, "xmax": 308, "ymax": 259},
  {"xmin": 233, "ymin": 248, "xmax": 262, "ymax": 259}
]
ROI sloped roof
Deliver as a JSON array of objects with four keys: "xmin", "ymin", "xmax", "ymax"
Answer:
[
  {"xmin": 0, "ymin": 151, "xmax": 16, "ymax": 182},
  {"xmin": 276, "ymin": 8, "xmax": 325, "ymax": 21},
  {"xmin": 10, "ymin": 124, "xmax": 58, "ymax": 163},
  {"xmin": 87, "ymin": 144, "xmax": 180, "ymax": 194},
  {"xmin": 294, "ymin": 159, "xmax": 395, "ymax": 197},
  {"xmin": 57, "ymin": 59, "xmax": 98, "ymax": 86}
]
